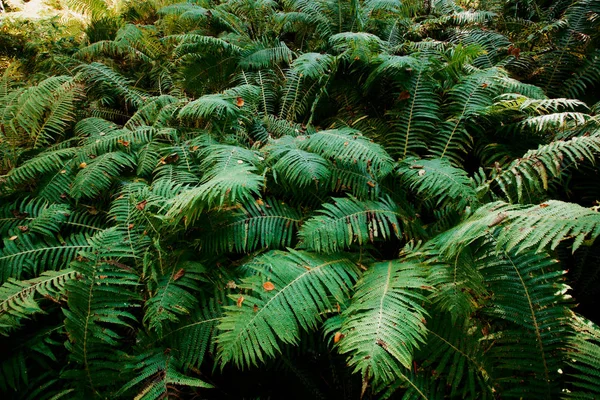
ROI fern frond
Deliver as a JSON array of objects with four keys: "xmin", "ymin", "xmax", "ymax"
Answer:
[
  {"xmin": 120, "ymin": 349, "xmax": 212, "ymax": 400},
  {"xmin": 217, "ymin": 249, "xmax": 358, "ymax": 368},
  {"xmin": 64, "ymin": 228, "xmax": 146, "ymax": 394},
  {"xmin": 475, "ymin": 245, "xmax": 569, "ymax": 399},
  {"xmin": 397, "ymin": 157, "xmax": 478, "ymax": 210},
  {"xmin": 0, "ymin": 269, "xmax": 76, "ymax": 336},
  {"xmin": 301, "ymin": 128, "xmax": 394, "ymax": 176},
  {"xmin": 70, "ymin": 151, "xmax": 136, "ymax": 200},
  {"xmin": 144, "ymin": 263, "xmax": 203, "ymax": 336},
  {"xmin": 201, "ymin": 198, "xmax": 302, "ymax": 254},
  {"xmin": 299, "ymin": 196, "xmax": 402, "ymax": 253},
  {"xmin": 167, "ymin": 164, "xmax": 264, "ymax": 223},
  {"xmin": 336, "ymin": 259, "xmax": 430, "ymax": 384},
  {"xmin": 564, "ymin": 314, "xmax": 600, "ymax": 399},
  {"xmin": 0, "ymin": 233, "xmax": 91, "ymax": 283},
  {"xmin": 487, "ymin": 133, "xmax": 600, "ymax": 203},
  {"xmin": 435, "ymin": 200, "xmax": 600, "ymax": 257}
]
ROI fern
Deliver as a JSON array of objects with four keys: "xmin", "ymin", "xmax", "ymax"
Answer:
[
  {"xmin": 335, "ymin": 258, "xmax": 430, "ymax": 384},
  {"xmin": 435, "ymin": 200, "xmax": 600, "ymax": 256},
  {"xmin": 299, "ymin": 196, "xmax": 402, "ymax": 253},
  {"xmin": 0, "ymin": 269, "xmax": 76, "ymax": 336},
  {"xmin": 201, "ymin": 198, "xmax": 302, "ymax": 254},
  {"xmin": 217, "ymin": 250, "xmax": 359, "ymax": 368}
]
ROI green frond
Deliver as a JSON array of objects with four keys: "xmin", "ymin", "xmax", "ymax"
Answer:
[
  {"xmin": 75, "ymin": 62, "xmax": 144, "ymax": 107},
  {"xmin": 435, "ymin": 200, "xmax": 600, "ymax": 257},
  {"xmin": 238, "ymin": 41, "xmax": 293, "ymax": 70},
  {"xmin": 299, "ymin": 196, "xmax": 402, "ymax": 253},
  {"xmin": 144, "ymin": 263, "xmax": 204, "ymax": 336},
  {"xmin": 300, "ymin": 128, "xmax": 394, "ymax": 176},
  {"xmin": 397, "ymin": 157, "xmax": 479, "ymax": 210},
  {"xmin": 0, "ymin": 198, "xmax": 70, "ymax": 237},
  {"xmin": 564, "ymin": 314, "xmax": 600, "ymax": 399},
  {"xmin": 199, "ymin": 143, "xmax": 263, "ymax": 179},
  {"xmin": 200, "ymin": 198, "xmax": 302, "ymax": 254},
  {"xmin": 178, "ymin": 93, "xmax": 243, "ymax": 121},
  {"xmin": 452, "ymin": 30, "xmax": 511, "ymax": 69},
  {"xmin": 418, "ymin": 313, "xmax": 493, "ymax": 399},
  {"xmin": 163, "ymin": 296, "xmax": 223, "ymax": 370},
  {"xmin": 158, "ymin": 2, "xmax": 210, "ymax": 22},
  {"xmin": 167, "ymin": 164, "xmax": 265, "ymax": 223},
  {"xmin": 430, "ymin": 71, "xmax": 498, "ymax": 164},
  {"xmin": 75, "ymin": 117, "xmax": 120, "ymax": 138},
  {"xmin": 119, "ymin": 350, "xmax": 212, "ymax": 400},
  {"xmin": 385, "ymin": 63, "xmax": 440, "ymax": 157},
  {"xmin": 487, "ymin": 133, "xmax": 600, "ymax": 203},
  {"xmin": 70, "ymin": 151, "xmax": 136, "ymax": 200},
  {"xmin": 0, "ymin": 269, "xmax": 76, "ymax": 336},
  {"xmin": 0, "ymin": 76, "xmax": 82, "ymax": 149},
  {"xmin": 64, "ymin": 228, "xmax": 146, "ymax": 394},
  {"xmin": 267, "ymin": 136, "xmax": 332, "ymax": 188},
  {"xmin": 291, "ymin": 52, "xmax": 337, "ymax": 79},
  {"xmin": 336, "ymin": 259, "xmax": 430, "ymax": 384},
  {"xmin": 0, "ymin": 233, "xmax": 91, "ymax": 283},
  {"xmin": 3, "ymin": 147, "xmax": 78, "ymax": 191},
  {"xmin": 329, "ymin": 32, "xmax": 386, "ymax": 61},
  {"xmin": 475, "ymin": 245, "xmax": 569, "ymax": 398},
  {"xmin": 217, "ymin": 249, "xmax": 359, "ymax": 368},
  {"xmin": 168, "ymin": 33, "xmax": 242, "ymax": 58}
]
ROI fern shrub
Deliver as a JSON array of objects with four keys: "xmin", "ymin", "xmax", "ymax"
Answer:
[{"xmin": 1, "ymin": 0, "xmax": 600, "ymax": 398}]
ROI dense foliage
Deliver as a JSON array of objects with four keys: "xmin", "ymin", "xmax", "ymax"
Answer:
[{"xmin": 1, "ymin": 0, "xmax": 600, "ymax": 398}]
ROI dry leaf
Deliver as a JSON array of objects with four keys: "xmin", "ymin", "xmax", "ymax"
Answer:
[
  {"xmin": 488, "ymin": 212, "xmax": 508, "ymax": 227},
  {"xmin": 9, "ymin": 235, "xmax": 18, "ymax": 241},
  {"xmin": 128, "ymin": 223, "xmax": 134, "ymax": 230},
  {"xmin": 160, "ymin": 153, "xmax": 179, "ymax": 165},
  {"xmin": 263, "ymin": 281, "xmax": 275, "ymax": 291},
  {"xmin": 398, "ymin": 91, "xmax": 410, "ymax": 101},
  {"xmin": 226, "ymin": 280, "xmax": 237, "ymax": 289},
  {"xmin": 136, "ymin": 200, "xmax": 148, "ymax": 211},
  {"xmin": 253, "ymin": 304, "xmax": 259, "ymax": 312},
  {"xmin": 17, "ymin": 226, "xmax": 28, "ymax": 232},
  {"xmin": 79, "ymin": 162, "xmax": 87, "ymax": 169},
  {"xmin": 173, "ymin": 268, "xmax": 185, "ymax": 281},
  {"xmin": 334, "ymin": 332, "xmax": 345, "ymax": 343},
  {"xmin": 236, "ymin": 97, "xmax": 244, "ymax": 107},
  {"xmin": 237, "ymin": 295, "xmax": 245, "ymax": 307}
]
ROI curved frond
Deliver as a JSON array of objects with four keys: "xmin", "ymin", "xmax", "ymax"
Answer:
[{"xmin": 217, "ymin": 250, "xmax": 359, "ymax": 368}]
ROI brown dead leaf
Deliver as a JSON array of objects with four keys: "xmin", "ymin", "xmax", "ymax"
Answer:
[
  {"xmin": 173, "ymin": 268, "xmax": 185, "ymax": 281},
  {"xmin": 136, "ymin": 200, "xmax": 148, "ymax": 211}
]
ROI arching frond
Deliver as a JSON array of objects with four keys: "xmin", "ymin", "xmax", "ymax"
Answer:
[
  {"xmin": 217, "ymin": 250, "xmax": 359, "ymax": 368},
  {"xmin": 336, "ymin": 259, "xmax": 430, "ymax": 384},
  {"xmin": 0, "ymin": 269, "xmax": 76, "ymax": 336},
  {"xmin": 435, "ymin": 200, "xmax": 600, "ymax": 257},
  {"xmin": 486, "ymin": 133, "xmax": 600, "ymax": 203},
  {"xmin": 200, "ymin": 198, "xmax": 302, "ymax": 254},
  {"xmin": 70, "ymin": 151, "xmax": 136, "ymax": 200},
  {"xmin": 397, "ymin": 157, "xmax": 478, "ymax": 210},
  {"xmin": 299, "ymin": 196, "xmax": 402, "ymax": 253}
]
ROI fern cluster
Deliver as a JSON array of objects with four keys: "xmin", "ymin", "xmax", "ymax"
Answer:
[{"xmin": 1, "ymin": 0, "xmax": 600, "ymax": 398}]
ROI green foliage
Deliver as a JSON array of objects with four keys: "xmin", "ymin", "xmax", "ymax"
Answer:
[{"xmin": 1, "ymin": 0, "xmax": 600, "ymax": 398}]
